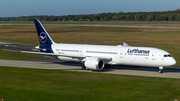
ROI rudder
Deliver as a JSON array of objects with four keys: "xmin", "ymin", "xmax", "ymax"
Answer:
[{"xmin": 34, "ymin": 19, "xmax": 55, "ymax": 45}]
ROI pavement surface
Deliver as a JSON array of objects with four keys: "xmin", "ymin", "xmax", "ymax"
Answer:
[
  {"xmin": 0, "ymin": 58, "xmax": 180, "ymax": 79},
  {"xmin": 0, "ymin": 42, "xmax": 180, "ymax": 79}
]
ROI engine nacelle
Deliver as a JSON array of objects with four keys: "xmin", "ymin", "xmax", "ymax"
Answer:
[{"xmin": 84, "ymin": 58, "xmax": 105, "ymax": 70}]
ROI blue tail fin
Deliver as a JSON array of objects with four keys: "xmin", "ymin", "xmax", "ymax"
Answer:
[{"xmin": 34, "ymin": 19, "xmax": 55, "ymax": 45}]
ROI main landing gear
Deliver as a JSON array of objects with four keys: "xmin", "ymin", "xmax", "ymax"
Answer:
[
  {"xmin": 81, "ymin": 66, "xmax": 86, "ymax": 70},
  {"xmin": 104, "ymin": 64, "xmax": 111, "ymax": 69},
  {"xmin": 159, "ymin": 66, "xmax": 164, "ymax": 73}
]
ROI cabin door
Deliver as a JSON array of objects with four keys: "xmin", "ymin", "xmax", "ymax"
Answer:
[
  {"xmin": 152, "ymin": 52, "xmax": 157, "ymax": 60},
  {"xmin": 120, "ymin": 50, "xmax": 124, "ymax": 58},
  {"xmin": 80, "ymin": 48, "xmax": 84, "ymax": 55}
]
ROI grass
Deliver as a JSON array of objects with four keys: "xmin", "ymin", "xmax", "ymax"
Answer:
[
  {"xmin": 0, "ymin": 22, "xmax": 180, "ymax": 101},
  {"xmin": 0, "ymin": 49, "xmax": 42, "ymax": 60},
  {"xmin": 0, "ymin": 24, "xmax": 180, "ymax": 65},
  {"xmin": 0, "ymin": 66, "xmax": 179, "ymax": 101},
  {"xmin": 2, "ymin": 21, "xmax": 180, "ymax": 26}
]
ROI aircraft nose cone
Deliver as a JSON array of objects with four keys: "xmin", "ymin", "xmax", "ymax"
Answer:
[{"xmin": 171, "ymin": 58, "xmax": 176, "ymax": 65}]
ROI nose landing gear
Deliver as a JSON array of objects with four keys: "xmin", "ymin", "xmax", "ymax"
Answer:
[{"xmin": 159, "ymin": 66, "xmax": 164, "ymax": 73}]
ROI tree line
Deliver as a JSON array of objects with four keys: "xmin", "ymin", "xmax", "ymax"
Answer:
[{"xmin": 1, "ymin": 10, "xmax": 180, "ymax": 21}]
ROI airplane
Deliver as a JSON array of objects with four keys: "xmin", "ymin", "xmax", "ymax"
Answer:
[{"xmin": 21, "ymin": 19, "xmax": 176, "ymax": 73}]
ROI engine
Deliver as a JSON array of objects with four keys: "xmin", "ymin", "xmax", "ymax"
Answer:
[{"xmin": 84, "ymin": 58, "xmax": 105, "ymax": 70}]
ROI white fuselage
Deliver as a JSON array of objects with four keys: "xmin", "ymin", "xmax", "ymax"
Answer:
[{"xmin": 51, "ymin": 43, "xmax": 176, "ymax": 67}]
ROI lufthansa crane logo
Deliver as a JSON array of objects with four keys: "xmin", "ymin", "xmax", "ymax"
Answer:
[{"xmin": 39, "ymin": 32, "xmax": 47, "ymax": 43}]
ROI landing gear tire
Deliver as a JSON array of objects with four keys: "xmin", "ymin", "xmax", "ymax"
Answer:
[
  {"xmin": 82, "ymin": 66, "xmax": 86, "ymax": 70},
  {"xmin": 159, "ymin": 70, "xmax": 163, "ymax": 73},
  {"xmin": 159, "ymin": 66, "xmax": 164, "ymax": 73},
  {"xmin": 104, "ymin": 64, "xmax": 111, "ymax": 69}
]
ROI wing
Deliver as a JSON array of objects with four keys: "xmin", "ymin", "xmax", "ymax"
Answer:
[
  {"xmin": 21, "ymin": 51, "xmax": 85, "ymax": 58},
  {"xmin": 21, "ymin": 51, "xmax": 112, "ymax": 61}
]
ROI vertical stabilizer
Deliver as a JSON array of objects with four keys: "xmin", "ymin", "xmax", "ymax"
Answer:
[{"xmin": 34, "ymin": 19, "xmax": 55, "ymax": 45}]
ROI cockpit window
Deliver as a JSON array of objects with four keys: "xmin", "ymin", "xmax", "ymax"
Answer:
[
  {"xmin": 168, "ymin": 55, "xmax": 172, "ymax": 57},
  {"xmin": 164, "ymin": 54, "xmax": 172, "ymax": 57},
  {"xmin": 164, "ymin": 55, "xmax": 167, "ymax": 57}
]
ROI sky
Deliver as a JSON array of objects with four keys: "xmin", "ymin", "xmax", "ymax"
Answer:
[{"xmin": 0, "ymin": 0, "xmax": 180, "ymax": 17}]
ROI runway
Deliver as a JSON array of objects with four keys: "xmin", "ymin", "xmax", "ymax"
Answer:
[
  {"xmin": 0, "ymin": 58, "xmax": 180, "ymax": 79},
  {"xmin": 1, "ymin": 42, "xmax": 180, "ymax": 79}
]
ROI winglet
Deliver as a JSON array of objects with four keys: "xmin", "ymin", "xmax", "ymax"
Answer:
[{"xmin": 34, "ymin": 19, "xmax": 55, "ymax": 45}]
